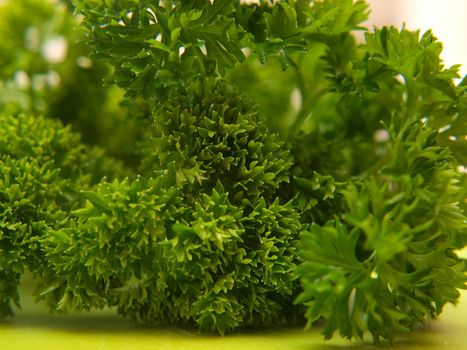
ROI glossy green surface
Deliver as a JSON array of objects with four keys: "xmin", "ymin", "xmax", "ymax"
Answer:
[{"xmin": 0, "ymin": 285, "xmax": 466, "ymax": 350}]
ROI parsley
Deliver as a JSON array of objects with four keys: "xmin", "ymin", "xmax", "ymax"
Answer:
[{"xmin": 0, "ymin": 0, "xmax": 465, "ymax": 343}]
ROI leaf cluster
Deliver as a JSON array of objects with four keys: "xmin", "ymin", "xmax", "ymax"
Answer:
[
  {"xmin": 0, "ymin": 113, "xmax": 126, "ymax": 317},
  {"xmin": 0, "ymin": 0, "xmax": 465, "ymax": 343},
  {"xmin": 297, "ymin": 117, "xmax": 467, "ymax": 342},
  {"xmin": 36, "ymin": 79, "xmax": 304, "ymax": 333},
  {"xmin": 71, "ymin": 0, "xmax": 367, "ymax": 103}
]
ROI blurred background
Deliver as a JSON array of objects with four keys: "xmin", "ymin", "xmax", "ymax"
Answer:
[{"xmin": 365, "ymin": 0, "xmax": 466, "ymax": 76}]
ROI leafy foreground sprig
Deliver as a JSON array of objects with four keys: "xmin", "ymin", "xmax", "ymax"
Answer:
[
  {"xmin": 0, "ymin": 0, "xmax": 466, "ymax": 343},
  {"xmin": 297, "ymin": 117, "xmax": 467, "ymax": 341},
  {"xmin": 40, "ymin": 81, "xmax": 303, "ymax": 333}
]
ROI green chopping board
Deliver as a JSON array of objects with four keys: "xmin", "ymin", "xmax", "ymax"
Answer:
[{"xmin": 0, "ymin": 285, "xmax": 466, "ymax": 350}]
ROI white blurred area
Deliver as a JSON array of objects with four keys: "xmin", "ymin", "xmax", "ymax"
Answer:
[{"xmin": 365, "ymin": 0, "xmax": 467, "ymax": 76}]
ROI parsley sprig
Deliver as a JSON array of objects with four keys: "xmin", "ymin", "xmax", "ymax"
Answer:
[{"xmin": 0, "ymin": 0, "xmax": 465, "ymax": 343}]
